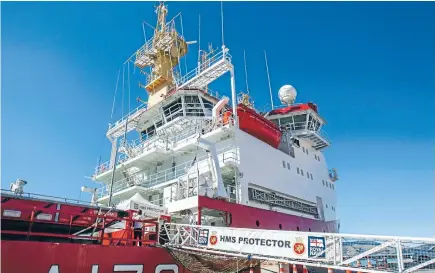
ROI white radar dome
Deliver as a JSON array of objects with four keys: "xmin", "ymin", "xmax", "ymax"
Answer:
[{"xmin": 278, "ymin": 85, "xmax": 297, "ymax": 105}]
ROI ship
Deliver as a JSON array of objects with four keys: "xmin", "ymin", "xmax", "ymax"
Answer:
[{"xmin": 1, "ymin": 2, "xmax": 340, "ymax": 273}]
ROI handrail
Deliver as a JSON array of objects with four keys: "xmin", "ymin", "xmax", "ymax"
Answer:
[
  {"xmin": 108, "ymin": 103, "xmax": 148, "ymax": 131},
  {"xmin": 1, "ymin": 206, "xmax": 160, "ymax": 246},
  {"xmin": 1, "ymin": 189, "xmax": 95, "ymax": 206},
  {"xmin": 95, "ymin": 113, "xmax": 234, "ymax": 176},
  {"xmin": 176, "ymin": 48, "xmax": 232, "ymax": 89},
  {"xmin": 281, "ymin": 120, "xmax": 330, "ymax": 143},
  {"xmin": 95, "ymin": 145, "xmax": 238, "ymax": 200}
]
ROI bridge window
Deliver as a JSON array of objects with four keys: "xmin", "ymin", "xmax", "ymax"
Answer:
[
  {"xmin": 163, "ymin": 98, "xmax": 183, "ymax": 122},
  {"xmin": 185, "ymin": 95, "xmax": 204, "ymax": 117}
]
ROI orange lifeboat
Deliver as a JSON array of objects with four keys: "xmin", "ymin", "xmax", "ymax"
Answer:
[{"xmin": 236, "ymin": 104, "xmax": 282, "ymax": 148}]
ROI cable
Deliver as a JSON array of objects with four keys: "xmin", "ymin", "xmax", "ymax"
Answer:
[{"xmin": 110, "ymin": 69, "xmax": 121, "ymax": 120}]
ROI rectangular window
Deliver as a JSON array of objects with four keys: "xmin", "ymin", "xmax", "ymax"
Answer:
[
  {"xmin": 306, "ymin": 149, "xmax": 309, "ymax": 155},
  {"xmin": 301, "ymin": 169, "xmax": 304, "ymax": 176},
  {"xmin": 310, "ymin": 173, "xmax": 313, "ymax": 180},
  {"xmin": 307, "ymin": 172, "xmax": 310, "ymax": 179},
  {"xmin": 297, "ymin": 167, "xmax": 300, "ymax": 174},
  {"xmin": 302, "ymin": 147, "xmax": 305, "ymax": 153},
  {"xmin": 322, "ymin": 180, "xmax": 325, "ymax": 186},
  {"xmin": 287, "ymin": 162, "xmax": 291, "ymax": 170},
  {"xmin": 282, "ymin": 160, "xmax": 286, "ymax": 168},
  {"xmin": 332, "ymin": 184, "xmax": 335, "ymax": 190}
]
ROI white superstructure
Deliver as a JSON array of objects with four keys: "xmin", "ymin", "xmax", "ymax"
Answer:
[{"xmin": 90, "ymin": 2, "xmax": 339, "ymax": 230}]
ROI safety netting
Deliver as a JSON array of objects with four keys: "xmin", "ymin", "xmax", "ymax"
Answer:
[{"xmin": 165, "ymin": 247, "xmax": 263, "ymax": 273}]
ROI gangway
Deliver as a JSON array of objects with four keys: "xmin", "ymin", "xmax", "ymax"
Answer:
[{"xmin": 161, "ymin": 223, "xmax": 435, "ymax": 273}]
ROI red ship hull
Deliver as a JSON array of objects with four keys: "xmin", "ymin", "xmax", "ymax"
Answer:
[
  {"xmin": 1, "ymin": 194, "xmax": 337, "ymax": 273},
  {"xmin": 1, "ymin": 240, "xmax": 184, "ymax": 273}
]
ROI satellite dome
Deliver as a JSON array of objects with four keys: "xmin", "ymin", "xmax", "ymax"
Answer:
[{"xmin": 278, "ymin": 85, "xmax": 297, "ymax": 105}]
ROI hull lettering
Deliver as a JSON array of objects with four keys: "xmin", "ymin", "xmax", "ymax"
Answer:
[{"xmin": 47, "ymin": 264, "xmax": 178, "ymax": 273}]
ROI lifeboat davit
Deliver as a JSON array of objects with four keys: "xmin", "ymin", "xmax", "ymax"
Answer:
[{"xmin": 236, "ymin": 104, "xmax": 282, "ymax": 148}]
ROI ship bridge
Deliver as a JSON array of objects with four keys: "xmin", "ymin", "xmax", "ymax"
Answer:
[
  {"xmin": 162, "ymin": 223, "xmax": 435, "ymax": 273},
  {"xmin": 266, "ymin": 103, "xmax": 330, "ymax": 150}
]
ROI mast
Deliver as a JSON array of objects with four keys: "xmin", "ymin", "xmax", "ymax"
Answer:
[{"xmin": 134, "ymin": 2, "xmax": 188, "ymax": 108}]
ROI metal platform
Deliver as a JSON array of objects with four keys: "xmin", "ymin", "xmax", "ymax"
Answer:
[{"xmin": 176, "ymin": 47, "xmax": 233, "ymax": 90}]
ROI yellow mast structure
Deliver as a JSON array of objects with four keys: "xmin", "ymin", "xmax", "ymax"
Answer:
[{"xmin": 134, "ymin": 2, "xmax": 188, "ymax": 108}]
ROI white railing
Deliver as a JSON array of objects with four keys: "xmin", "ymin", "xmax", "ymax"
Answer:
[
  {"xmin": 94, "ymin": 137, "xmax": 161, "ymax": 176},
  {"xmin": 108, "ymin": 103, "xmax": 148, "ymax": 132},
  {"xmin": 1, "ymin": 189, "xmax": 96, "ymax": 207},
  {"xmin": 162, "ymin": 223, "xmax": 435, "ymax": 273},
  {"xmin": 200, "ymin": 88, "xmax": 227, "ymax": 102},
  {"xmin": 96, "ymin": 145, "xmax": 238, "ymax": 200},
  {"xmin": 282, "ymin": 120, "xmax": 330, "ymax": 144},
  {"xmin": 95, "ymin": 113, "xmax": 235, "ymax": 177},
  {"xmin": 175, "ymin": 48, "xmax": 232, "ymax": 89}
]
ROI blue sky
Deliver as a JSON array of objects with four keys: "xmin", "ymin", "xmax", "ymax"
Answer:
[{"xmin": 2, "ymin": 2, "xmax": 434, "ymax": 237}]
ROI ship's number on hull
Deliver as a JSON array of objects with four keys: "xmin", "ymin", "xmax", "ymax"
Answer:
[{"xmin": 48, "ymin": 264, "xmax": 179, "ymax": 273}]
